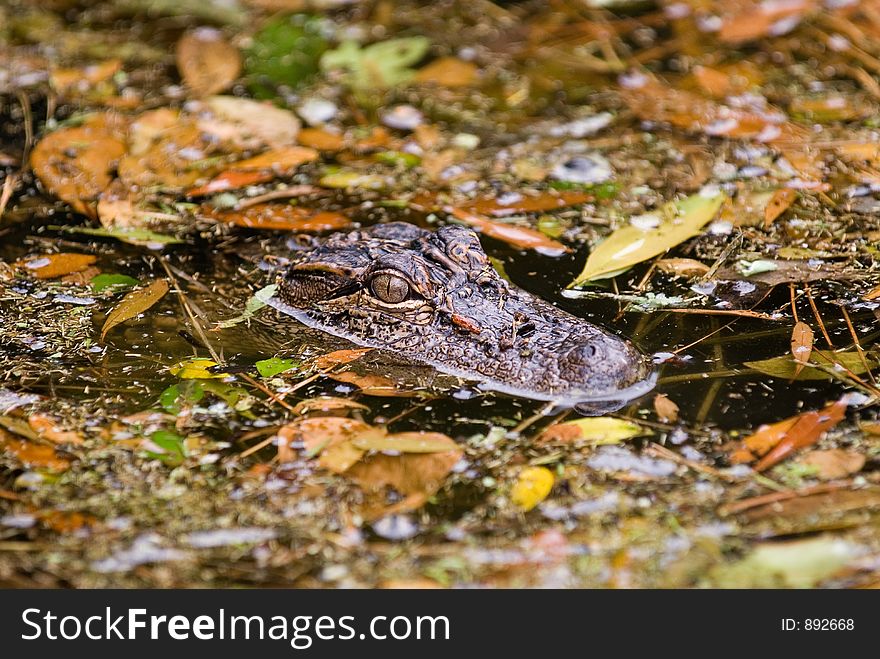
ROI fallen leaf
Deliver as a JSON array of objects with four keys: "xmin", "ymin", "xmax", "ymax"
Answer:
[
  {"xmin": 186, "ymin": 170, "xmax": 276, "ymax": 197},
  {"xmin": 169, "ymin": 358, "xmax": 228, "ymax": 379},
  {"xmin": 329, "ymin": 371, "xmax": 412, "ymax": 397},
  {"xmin": 176, "ymin": 27, "xmax": 241, "ymax": 97},
  {"xmin": 101, "ymin": 279, "xmax": 169, "ymax": 340},
  {"xmin": 798, "ymin": 449, "xmax": 865, "ymax": 480},
  {"xmin": 746, "ymin": 350, "xmax": 875, "ymax": 381},
  {"xmin": 203, "ymin": 95, "xmax": 300, "ymax": 149},
  {"xmin": 311, "ymin": 348, "xmax": 373, "ymax": 370},
  {"xmin": 346, "ymin": 448, "xmax": 461, "ymax": 496},
  {"xmin": 320, "ymin": 37, "xmax": 430, "ymax": 89},
  {"xmin": 568, "ymin": 188, "xmax": 726, "ymax": 287},
  {"xmin": 790, "ymin": 321, "xmax": 814, "ymax": 377},
  {"xmin": 297, "ymin": 127, "xmax": 345, "ymax": 151},
  {"xmin": 18, "ymin": 253, "xmax": 97, "ymax": 280},
  {"xmin": 290, "ymin": 396, "xmax": 369, "ymax": 416},
  {"xmin": 510, "ymin": 466, "xmax": 554, "ymax": 512},
  {"xmin": 51, "ymin": 59, "xmax": 122, "ymax": 96},
  {"xmin": 39, "ymin": 510, "xmax": 98, "ymax": 533},
  {"xmin": 279, "ymin": 417, "xmax": 378, "ymax": 472},
  {"xmin": 764, "ymin": 188, "xmax": 797, "ymax": 227},
  {"xmin": 0, "ymin": 428, "xmax": 71, "ymax": 472},
  {"xmin": 118, "ymin": 120, "xmax": 216, "ymax": 189},
  {"xmin": 537, "ymin": 416, "xmax": 646, "ymax": 444},
  {"xmin": 718, "ymin": 1, "xmax": 817, "ymax": 44},
  {"xmin": 655, "ymin": 258, "xmax": 710, "ymax": 278},
  {"xmin": 229, "ymin": 145, "xmax": 318, "ymax": 172},
  {"xmin": 27, "ymin": 414, "xmax": 84, "ymax": 445},
  {"xmin": 352, "ymin": 431, "xmax": 458, "ymax": 453},
  {"xmin": 203, "ymin": 205, "xmax": 351, "ymax": 232},
  {"xmin": 414, "ymin": 57, "xmax": 479, "ymax": 87},
  {"xmin": 30, "ymin": 113, "xmax": 127, "ymax": 217},
  {"xmin": 449, "ymin": 208, "xmax": 570, "ymax": 256},
  {"xmin": 653, "ymin": 394, "xmax": 679, "ymax": 423}
]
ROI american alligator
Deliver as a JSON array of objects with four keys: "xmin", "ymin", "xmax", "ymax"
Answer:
[{"xmin": 273, "ymin": 222, "xmax": 654, "ymax": 407}]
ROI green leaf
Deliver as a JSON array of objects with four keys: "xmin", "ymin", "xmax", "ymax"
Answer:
[
  {"xmin": 150, "ymin": 430, "xmax": 185, "ymax": 456},
  {"xmin": 745, "ymin": 350, "xmax": 876, "ymax": 381},
  {"xmin": 216, "ymin": 284, "xmax": 277, "ymax": 329},
  {"xmin": 568, "ymin": 188, "xmax": 726, "ymax": 288},
  {"xmin": 255, "ymin": 357, "xmax": 298, "ymax": 378},
  {"xmin": 91, "ymin": 273, "xmax": 140, "ymax": 293},
  {"xmin": 320, "ymin": 37, "xmax": 429, "ymax": 89},
  {"xmin": 245, "ymin": 14, "xmax": 328, "ymax": 98},
  {"xmin": 51, "ymin": 224, "xmax": 182, "ymax": 248},
  {"xmin": 159, "ymin": 381, "xmax": 204, "ymax": 414}
]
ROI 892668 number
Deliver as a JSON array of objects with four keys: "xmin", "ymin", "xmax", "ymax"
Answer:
[{"xmin": 804, "ymin": 619, "xmax": 854, "ymax": 630}]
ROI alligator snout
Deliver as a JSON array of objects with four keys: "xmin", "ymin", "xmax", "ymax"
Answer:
[{"xmin": 277, "ymin": 222, "xmax": 654, "ymax": 406}]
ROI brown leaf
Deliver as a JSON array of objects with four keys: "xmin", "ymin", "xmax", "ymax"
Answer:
[
  {"xmin": 764, "ymin": 188, "xmax": 797, "ymax": 227},
  {"xmin": 798, "ymin": 449, "xmax": 865, "ymax": 480},
  {"xmin": 352, "ymin": 431, "xmax": 458, "ymax": 453},
  {"xmin": 230, "ymin": 146, "xmax": 318, "ymax": 172},
  {"xmin": 18, "ymin": 253, "xmax": 97, "ymax": 280},
  {"xmin": 448, "ymin": 208, "xmax": 570, "ymax": 256},
  {"xmin": 278, "ymin": 417, "xmax": 379, "ymax": 472},
  {"xmin": 118, "ymin": 121, "xmax": 216, "ymax": 189},
  {"xmin": 311, "ymin": 348, "xmax": 373, "ymax": 370},
  {"xmin": 415, "ymin": 57, "xmax": 479, "ymax": 87},
  {"xmin": 790, "ymin": 321, "xmax": 814, "ymax": 377},
  {"xmin": 203, "ymin": 204, "xmax": 351, "ymax": 232},
  {"xmin": 176, "ymin": 28, "xmax": 241, "ymax": 97},
  {"xmin": 0, "ymin": 428, "xmax": 71, "ymax": 472},
  {"xmin": 460, "ymin": 191, "xmax": 593, "ymax": 218},
  {"xmin": 39, "ymin": 510, "xmax": 98, "ymax": 533},
  {"xmin": 27, "ymin": 414, "xmax": 84, "ymax": 445},
  {"xmin": 186, "ymin": 170, "xmax": 276, "ymax": 197},
  {"xmin": 653, "ymin": 394, "xmax": 679, "ymax": 423},
  {"xmin": 51, "ymin": 59, "xmax": 122, "ymax": 96},
  {"xmin": 290, "ymin": 396, "xmax": 369, "ymax": 416},
  {"xmin": 298, "ymin": 128, "xmax": 345, "ymax": 151},
  {"xmin": 101, "ymin": 279, "xmax": 170, "ymax": 341},
  {"xmin": 30, "ymin": 113, "xmax": 127, "ymax": 217},
  {"xmin": 329, "ymin": 371, "xmax": 413, "ymax": 397},
  {"xmin": 655, "ymin": 258, "xmax": 710, "ymax": 278},
  {"xmin": 346, "ymin": 448, "xmax": 462, "ymax": 496}
]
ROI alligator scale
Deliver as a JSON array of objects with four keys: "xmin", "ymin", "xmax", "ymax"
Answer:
[{"xmin": 274, "ymin": 222, "xmax": 654, "ymax": 406}]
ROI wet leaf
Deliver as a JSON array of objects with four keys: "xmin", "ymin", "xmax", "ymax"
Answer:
[
  {"xmin": 320, "ymin": 37, "xmax": 430, "ymax": 89},
  {"xmin": 30, "ymin": 113, "xmax": 127, "ymax": 217},
  {"xmin": 56, "ymin": 225, "xmax": 183, "ymax": 248},
  {"xmin": 312, "ymin": 348, "xmax": 373, "ymax": 370},
  {"xmin": 298, "ymin": 127, "xmax": 345, "ymax": 151},
  {"xmin": 320, "ymin": 170, "xmax": 388, "ymax": 190},
  {"xmin": 352, "ymin": 432, "xmax": 458, "ymax": 453},
  {"xmin": 798, "ymin": 449, "xmax": 865, "ymax": 480},
  {"xmin": 346, "ymin": 448, "xmax": 461, "ymax": 496},
  {"xmin": 290, "ymin": 396, "xmax": 369, "ymax": 416},
  {"xmin": 159, "ymin": 382, "xmax": 204, "ymax": 414},
  {"xmin": 568, "ymin": 189, "xmax": 726, "ymax": 287},
  {"xmin": 279, "ymin": 417, "xmax": 377, "ymax": 472},
  {"xmin": 203, "ymin": 205, "xmax": 351, "ymax": 232},
  {"xmin": 655, "ymin": 258, "xmax": 710, "ymax": 278},
  {"xmin": 245, "ymin": 14, "xmax": 328, "ymax": 98},
  {"xmin": 51, "ymin": 59, "xmax": 122, "ymax": 96},
  {"xmin": 653, "ymin": 394, "xmax": 679, "ymax": 423},
  {"xmin": 216, "ymin": 283, "xmax": 276, "ymax": 328},
  {"xmin": 230, "ymin": 146, "xmax": 319, "ymax": 172},
  {"xmin": 91, "ymin": 273, "xmax": 140, "ymax": 293},
  {"xmin": 790, "ymin": 321, "xmax": 814, "ymax": 377},
  {"xmin": 510, "ymin": 466, "xmax": 554, "ymax": 512},
  {"xmin": 101, "ymin": 279, "xmax": 169, "ymax": 340},
  {"xmin": 449, "ymin": 208, "xmax": 570, "ymax": 256},
  {"xmin": 538, "ymin": 417, "xmax": 647, "ymax": 444},
  {"xmin": 255, "ymin": 357, "xmax": 297, "ymax": 378},
  {"xmin": 764, "ymin": 188, "xmax": 797, "ymax": 227},
  {"xmin": 746, "ymin": 350, "xmax": 876, "ymax": 381},
  {"xmin": 27, "ymin": 414, "xmax": 84, "ymax": 445},
  {"xmin": 203, "ymin": 95, "xmax": 301, "ymax": 149},
  {"xmin": 414, "ymin": 57, "xmax": 479, "ymax": 87},
  {"xmin": 186, "ymin": 170, "xmax": 276, "ymax": 197},
  {"xmin": 0, "ymin": 428, "xmax": 70, "ymax": 472},
  {"xmin": 118, "ymin": 120, "xmax": 215, "ymax": 189},
  {"xmin": 329, "ymin": 371, "xmax": 412, "ymax": 397},
  {"xmin": 19, "ymin": 253, "xmax": 97, "ymax": 280},
  {"xmin": 176, "ymin": 27, "xmax": 241, "ymax": 97},
  {"xmin": 169, "ymin": 358, "xmax": 228, "ymax": 380}
]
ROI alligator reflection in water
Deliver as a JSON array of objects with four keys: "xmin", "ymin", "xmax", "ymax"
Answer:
[{"xmin": 270, "ymin": 222, "xmax": 655, "ymax": 409}]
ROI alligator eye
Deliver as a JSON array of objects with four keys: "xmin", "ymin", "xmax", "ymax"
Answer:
[{"xmin": 369, "ymin": 273, "xmax": 410, "ymax": 303}]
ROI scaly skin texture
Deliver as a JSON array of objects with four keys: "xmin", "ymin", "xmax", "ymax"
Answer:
[{"xmin": 278, "ymin": 222, "xmax": 653, "ymax": 403}]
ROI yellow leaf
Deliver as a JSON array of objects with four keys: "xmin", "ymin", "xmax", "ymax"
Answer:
[
  {"xmin": 169, "ymin": 358, "xmax": 228, "ymax": 380},
  {"xmin": 538, "ymin": 416, "xmax": 647, "ymax": 444},
  {"xmin": 101, "ymin": 279, "xmax": 169, "ymax": 340},
  {"xmin": 352, "ymin": 431, "xmax": 458, "ymax": 453},
  {"xmin": 510, "ymin": 466, "xmax": 554, "ymax": 512},
  {"xmin": 568, "ymin": 189, "xmax": 726, "ymax": 287}
]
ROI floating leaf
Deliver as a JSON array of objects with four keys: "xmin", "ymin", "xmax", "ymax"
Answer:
[
  {"xmin": 746, "ymin": 350, "xmax": 875, "ymax": 381},
  {"xmin": 290, "ymin": 396, "xmax": 369, "ymax": 416},
  {"xmin": 345, "ymin": 445, "xmax": 461, "ymax": 496},
  {"xmin": 0, "ymin": 428, "xmax": 70, "ymax": 472},
  {"xmin": 537, "ymin": 416, "xmax": 647, "ymax": 444},
  {"xmin": 255, "ymin": 357, "xmax": 297, "ymax": 378},
  {"xmin": 298, "ymin": 127, "xmax": 345, "ymax": 151},
  {"xmin": 655, "ymin": 258, "xmax": 710, "ymax": 278},
  {"xmin": 510, "ymin": 466, "xmax": 554, "ymax": 511},
  {"xmin": 232, "ymin": 146, "xmax": 319, "ymax": 172},
  {"xmin": 568, "ymin": 189, "xmax": 726, "ymax": 287},
  {"xmin": 215, "ymin": 283, "xmax": 276, "ymax": 328},
  {"xmin": 100, "ymin": 279, "xmax": 169, "ymax": 340},
  {"xmin": 449, "ymin": 208, "xmax": 569, "ymax": 256},
  {"xmin": 311, "ymin": 348, "xmax": 373, "ymax": 370},
  {"xmin": 352, "ymin": 432, "xmax": 458, "ymax": 453},
  {"xmin": 653, "ymin": 394, "xmax": 679, "ymax": 423},
  {"xmin": 169, "ymin": 358, "xmax": 228, "ymax": 380},
  {"xmin": 790, "ymin": 321, "xmax": 814, "ymax": 377},
  {"xmin": 797, "ymin": 449, "xmax": 865, "ymax": 480},
  {"xmin": 176, "ymin": 27, "xmax": 241, "ymax": 97},
  {"xmin": 764, "ymin": 188, "xmax": 797, "ymax": 227},
  {"xmin": 57, "ymin": 225, "xmax": 182, "ymax": 248},
  {"xmin": 91, "ymin": 273, "xmax": 139, "ymax": 293},
  {"xmin": 203, "ymin": 204, "xmax": 351, "ymax": 232},
  {"xmin": 19, "ymin": 253, "xmax": 97, "ymax": 280},
  {"xmin": 186, "ymin": 170, "xmax": 276, "ymax": 197},
  {"xmin": 159, "ymin": 382, "xmax": 204, "ymax": 414}
]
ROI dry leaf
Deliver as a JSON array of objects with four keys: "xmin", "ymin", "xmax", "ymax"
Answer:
[
  {"xmin": 449, "ymin": 208, "xmax": 569, "ymax": 256},
  {"xmin": 798, "ymin": 449, "xmax": 865, "ymax": 480},
  {"xmin": 653, "ymin": 394, "xmax": 679, "ymax": 423},
  {"xmin": 202, "ymin": 205, "xmax": 351, "ymax": 232},
  {"xmin": 790, "ymin": 321, "xmax": 814, "ymax": 377},
  {"xmin": 202, "ymin": 96, "xmax": 300, "ymax": 150},
  {"xmin": 764, "ymin": 188, "xmax": 797, "ymax": 227},
  {"xmin": 351, "ymin": 431, "xmax": 458, "ymax": 453},
  {"xmin": 346, "ymin": 448, "xmax": 462, "ymax": 496},
  {"xmin": 0, "ymin": 428, "xmax": 71, "ymax": 472},
  {"xmin": 414, "ymin": 57, "xmax": 479, "ymax": 87},
  {"xmin": 176, "ymin": 28, "xmax": 241, "ymax": 97},
  {"xmin": 229, "ymin": 146, "xmax": 318, "ymax": 172},
  {"xmin": 290, "ymin": 397, "xmax": 369, "ymax": 416},
  {"xmin": 27, "ymin": 414, "xmax": 84, "ymax": 445},
  {"xmin": 51, "ymin": 59, "xmax": 122, "ymax": 96},
  {"xmin": 101, "ymin": 279, "xmax": 170, "ymax": 340},
  {"xmin": 655, "ymin": 258, "xmax": 710, "ymax": 278},
  {"xmin": 311, "ymin": 348, "xmax": 373, "ymax": 370},
  {"xmin": 18, "ymin": 253, "xmax": 96, "ymax": 280},
  {"xmin": 186, "ymin": 170, "xmax": 276, "ymax": 197},
  {"xmin": 537, "ymin": 417, "xmax": 646, "ymax": 444},
  {"xmin": 298, "ymin": 128, "xmax": 345, "ymax": 151}
]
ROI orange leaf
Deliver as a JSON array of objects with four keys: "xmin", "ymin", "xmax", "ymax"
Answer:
[
  {"xmin": 203, "ymin": 204, "xmax": 351, "ymax": 232},
  {"xmin": 18, "ymin": 253, "xmax": 97, "ymax": 280},
  {"xmin": 764, "ymin": 188, "xmax": 797, "ymax": 227},
  {"xmin": 176, "ymin": 28, "xmax": 241, "ymax": 97},
  {"xmin": 312, "ymin": 348, "xmax": 373, "ymax": 370},
  {"xmin": 0, "ymin": 429, "xmax": 71, "ymax": 472},
  {"xmin": 753, "ymin": 400, "xmax": 846, "ymax": 472},
  {"xmin": 231, "ymin": 146, "xmax": 318, "ymax": 171},
  {"xmin": 28, "ymin": 414, "xmax": 84, "ymax": 445},
  {"xmin": 653, "ymin": 394, "xmax": 679, "ymax": 423},
  {"xmin": 448, "ymin": 207, "xmax": 570, "ymax": 255},
  {"xmin": 186, "ymin": 170, "xmax": 276, "ymax": 197},
  {"xmin": 414, "ymin": 57, "xmax": 479, "ymax": 87},
  {"xmin": 790, "ymin": 321, "xmax": 814, "ymax": 377},
  {"xmin": 298, "ymin": 128, "xmax": 345, "ymax": 151}
]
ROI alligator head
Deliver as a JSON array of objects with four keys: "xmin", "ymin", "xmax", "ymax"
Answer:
[{"xmin": 276, "ymin": 222, "xmax": 654, "ymax": 406}]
